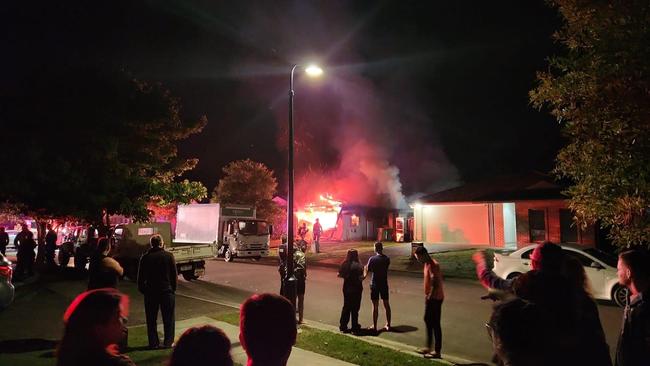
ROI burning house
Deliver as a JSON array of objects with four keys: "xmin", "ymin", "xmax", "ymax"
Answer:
[{"xmin": 294, "ymin": 194, "xmax": 412, "ymax": 244}]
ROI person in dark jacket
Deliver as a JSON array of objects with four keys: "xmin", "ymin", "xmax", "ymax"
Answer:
[
  {"xmin": 338, "ymin": 249, "xmax": 364, "ymax": 334},
  {"xmin": 88, "ymin": 237, "xmax": 124, "ymax": 290},
  {"xmin": 14, "ymin": 223, "xmax": 36, "ymax": 278},
  {"xmin": 0, "ymin": 227, "xmax": 9, "ymax": 256},
  {"xmin": 615, "ymin": 249, "xmax": 650, "ymax": 366},
  {"xmin": 45, "ymin": 224, "xmax": 58, "ymax": 266},
  {"xmin": 138, "ymin": 234, "xmax": 177, "ymax": 349},
  {"xmin": 473, "ymin": 241, "xmax": 611, "ymax": 366}
]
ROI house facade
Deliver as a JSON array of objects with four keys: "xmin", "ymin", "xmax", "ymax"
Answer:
[{"xmin": 413, "ymin": 173, "xmax": 596, "ymax": 249}]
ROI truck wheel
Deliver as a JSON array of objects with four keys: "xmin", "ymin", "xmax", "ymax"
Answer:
[
  {"xmin": 182, "ymin": 272, "xmax": 199, "ymax": 281},
  {"xmin": 224, "ymin": 249, "xmax": 234, "ymax": 262}
]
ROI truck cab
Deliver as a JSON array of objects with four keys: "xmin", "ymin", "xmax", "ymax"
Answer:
[{"xmin": 219, "ymin": 218, "xmax": 271, "ymax": 262}]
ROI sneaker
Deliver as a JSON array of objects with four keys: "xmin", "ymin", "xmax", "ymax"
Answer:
[{"xmin": 424, "ymin": 352, "xmax": 441, "ymax": 359}]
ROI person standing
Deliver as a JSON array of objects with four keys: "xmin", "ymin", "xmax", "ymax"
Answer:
[
  {"xmin": 297, "ymin": 223, "xmax": 308, "ymax": 241},
  {"xmin": 14, "ymin": 223, "xmax": 36, "ymax": 278},
  {"xmin": 137, "ymin": 234, "xmax": 177, "ymax": 349},
  {"xmin": 364, "ymin": 241, "xmax": 391, "ymax": 332},
  {"xmin": 0, "ymin": 227, "xmax": 9, "ymax": 256},
  {"xmin": 294, "ymin": 245, "xmax": 307, "ymax": 324},
  {"xmin": 413, "ymin": 246, "xmax": 444, "ymax": 359},
  {"xmin": 88, "ymin": 237, "xmax": 124, "ymax": 290},
  {"xmin": 338, "ymin": 249, "xmax": 364, "ymax": 334},
  {"xmin": 312, "ymin": 218, "xmax": 322, "ymax": 253},
  {"xmin": 45, "ymin": 224, "xmax": 58, "ymax": 266},
  {"xmin": 615, "ymin": 249, "xmax": 650, "ymax": 366}
]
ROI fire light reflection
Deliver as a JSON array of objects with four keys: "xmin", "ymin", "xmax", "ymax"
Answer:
[{"xmin": 296, "ymin": 194, "xmax": 343, "ymax": 232}]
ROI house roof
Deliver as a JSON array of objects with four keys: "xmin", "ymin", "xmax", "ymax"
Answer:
[{"xmin": 417, "ymin": 172, "xmax": 566, "ymax": 204}]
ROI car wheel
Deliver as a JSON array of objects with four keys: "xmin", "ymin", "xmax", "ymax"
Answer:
[
  {"xmin": 224, "ymin": 248, "xmax": 234, "ymax": 262},
  {"xmin": 613, "ymin": 285, "xmax": 629, "ymax": 307},
  {"xmin": 182, "ymin": 272, "xmax": 199, "ymax": 281},
  {"xmin": 506, "ymin": 272, "xmax": 522, "ymax": 280}
]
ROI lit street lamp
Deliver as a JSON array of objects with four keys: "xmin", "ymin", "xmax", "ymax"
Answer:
[{"xmin": 282, "ymin": 63, "xmax": 323, "ymax": 309}]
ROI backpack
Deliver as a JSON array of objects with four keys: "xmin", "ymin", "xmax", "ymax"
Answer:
[{"xmin": 294, "ymin": 251, "xmax": 306, "ymax": 280}]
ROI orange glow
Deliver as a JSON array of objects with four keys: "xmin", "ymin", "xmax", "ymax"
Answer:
[{"xmin": 296, "ymin": 193, "xmax": 343, "ymax": 232}]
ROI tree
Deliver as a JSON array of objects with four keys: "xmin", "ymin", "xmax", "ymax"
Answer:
[
  {"xmin": 530, "ymin": 1, "xmax": 650, "ymax": 248},
  {"xmin": 0, "ymin": 68, "xmax": 208, "ymax": 227},
  {"xmin": 212, "ymin": 159, "xmax": 283, "ymax": 222}
]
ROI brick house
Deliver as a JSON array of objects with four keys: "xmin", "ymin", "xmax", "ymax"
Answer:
[{"xmin": 413, "ymin": 173, "xmax": 596, "ymax": 249}]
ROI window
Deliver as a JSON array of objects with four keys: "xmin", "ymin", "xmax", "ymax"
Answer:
[
  {"xmin": 521, "ymin": 249, "xmax": 535, "ymax": 259},
  {"xmin": 563, "ymin": 250, "xmax": 592, "ymax": 267},
  {"xmin": 528, "ymin": 209, "xmax": 546, "ymax": 242},
  {"xmin": 560, "ymin": 209, "xmax": 578, "ymax": 243}
]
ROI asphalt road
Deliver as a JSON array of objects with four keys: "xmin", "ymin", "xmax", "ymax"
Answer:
[{"xmin": 177, "ymin": 259, "xmax": 624, "ymax": 363}]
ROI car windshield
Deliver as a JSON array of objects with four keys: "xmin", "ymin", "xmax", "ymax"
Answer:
[
  {"xmin": 583, "ymin": 248, "xmax": 618, "ymax": 267},
  {"xmin": 238, "ymin": 220, "xmax": 269, "ymax": 236}
]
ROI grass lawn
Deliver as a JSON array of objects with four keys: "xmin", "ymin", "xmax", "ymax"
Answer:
[
  {"xmin": 393, "ymin": 248, "xmax": 497, "ymax": 279},
  {"xmin": 211, "ymin": 311, "xmax": 448, "ymax": 366}
]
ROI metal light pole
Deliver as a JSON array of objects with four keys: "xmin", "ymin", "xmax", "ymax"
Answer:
[{"xmin": 282, "ymin": 64, "xmax": 322, "ymax": 309}]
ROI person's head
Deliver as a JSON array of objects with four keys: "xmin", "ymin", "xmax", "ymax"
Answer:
[
  {"xmin": 21, "ymin": 223, "xmax": 29, "ymax": 232},
  {"xmin": 487, "ymin": 298, "xmax": 553, "ymax": 366},
  {"xmin": 530, "ymin": 241, "xmax": 564, "ymax": 272},
  {"xmin": 345, "ymin": 249, "xmax": 359, "ymax": 264},
  {"xmin": 315, "ymin": 218, "xmax": 319, "ymax": 223},
  {"xmin": 301, "ymin": 223, "xmax": 306, "ymax": 228},
  {"xmin": 96, "ymin": 237, "xmax": 111, "ymax": 255},
  {"xmin": 47, "ymin": 224, "xmax": 53, "ymax": 231},
  {"xmin": 57, "ymin": 289, "xmax": 129, "ymax": 365},
  {"xmin": 0, "ymin": 226, "xmax": 4, "ymax": 232},
  {"xmin": 563, "ymin": 255, "xmax": 591, "ymax": 295},
  {"xmin": 374, "ymin": 242, "xmax": 383, "ymax": 254},
  {"xmin": 240, "ymin": 293, "xmax": 296, "ymax": 365},
  {"xmin": 150, "ymin": 234, "xmax": 164, "ymax": 248},
  {"xmin": 618, "ymin": 249, "xmax": 650, "ymax": 290},
  {"xmin": 414, "ymin": 246, "xmax": 432, "ymax": 264},
  {"xmin": 168, "ymin": 325, "xmax": 233, "ymax": 366}
]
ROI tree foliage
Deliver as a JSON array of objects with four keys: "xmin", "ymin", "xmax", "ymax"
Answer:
[
  {"xmin": 0, "ymin": 68, "xmax": 207, "ymax": 224},
  {"xmin": 212, "ymin": 159, "xmax": 282, "ymax": 222},
  {"xmin": 531, "ymin": 0, "xmax": 650, "ymax": 247}
]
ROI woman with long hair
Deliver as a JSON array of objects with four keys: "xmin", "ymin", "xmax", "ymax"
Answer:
[
  {"xmin": 338, "ymin": 249, "xmax": 364, "ymax": 333},
  {"xmin": 414, "ymin": 245, "xmax": 444, "ymax": 359},
  {"xmin": 88, "ymin": 237, "xmax": 124, "ymax": 290},
  {"xmin": 57, "ymin": 288, "xmax": 134, "ymax": 366}
]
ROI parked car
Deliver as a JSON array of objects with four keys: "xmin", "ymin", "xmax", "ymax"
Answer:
[
  {"xmin": 492, "ymin": 244, "xmax": 627, "ymax": 307},
  {"xmin": 0, "ymin": 253, "xmax": 15, "ymax": 309}
]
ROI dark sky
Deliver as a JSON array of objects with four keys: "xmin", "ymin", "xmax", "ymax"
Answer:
[{"xmin": 2, "ymin": 1, "xmax": 563, "ymax": 206}]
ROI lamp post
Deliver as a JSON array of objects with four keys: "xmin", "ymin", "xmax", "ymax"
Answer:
[{"xmin": 282, "ymin": 63, "xmax": 323, "ymax": 309}]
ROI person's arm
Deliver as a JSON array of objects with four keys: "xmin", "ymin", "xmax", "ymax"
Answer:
[
  {"xmin": 472, "ymin": 251, "xmax": 514, "ymax": 291},
  {"xmin": 104, "ymin": 257, "xmax": 124, "ymax": 276},
  {"xmin": 137, "ymin": 255, "xmax": 146, "ymax": 293},
  {"xmin": 169, "ymin": 253, "xmax": 177, "ymax": 292}
]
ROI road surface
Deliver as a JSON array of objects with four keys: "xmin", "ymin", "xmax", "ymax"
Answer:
[{"xmin": 177, "ymin": 259, "xmax": 624, "ymax": 363}]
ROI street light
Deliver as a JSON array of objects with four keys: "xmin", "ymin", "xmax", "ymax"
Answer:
[{"xmin": 282, "ymin": 63, "xmax": 323, "ymax": 309}]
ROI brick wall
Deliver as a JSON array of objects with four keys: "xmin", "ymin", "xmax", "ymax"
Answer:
[{"xmin": 515, "ymin": 200, "xmax": 595, "ymax": 248}]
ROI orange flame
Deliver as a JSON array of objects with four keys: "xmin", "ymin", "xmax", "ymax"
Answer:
[{"xmin": 296, "ymin": 193, "xmax": 342, "ymax": 232}]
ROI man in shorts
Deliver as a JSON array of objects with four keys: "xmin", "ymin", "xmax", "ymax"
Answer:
[{"xmin": 364, "ymin": 242, "xmax": 391, "ymax": 332}]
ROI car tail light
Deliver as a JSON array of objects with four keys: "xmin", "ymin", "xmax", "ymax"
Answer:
[{"xmin": 0, "ymin": 265, "xmax": 12, "ymax": 280}]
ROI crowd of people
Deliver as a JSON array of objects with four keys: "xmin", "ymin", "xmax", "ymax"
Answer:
[{"xmin": 28, "ymin": 230, "xmax": 648, "ymax": 366}]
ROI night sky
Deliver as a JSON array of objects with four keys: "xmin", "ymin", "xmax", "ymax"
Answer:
[{"xmin": 2, "ymin": 1, "xmax": 563, "ymax": 206}]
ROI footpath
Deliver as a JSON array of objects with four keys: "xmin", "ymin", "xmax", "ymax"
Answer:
[{"xmin": 147, "ymin": 316, "xmax": 357, "ymax": 366}]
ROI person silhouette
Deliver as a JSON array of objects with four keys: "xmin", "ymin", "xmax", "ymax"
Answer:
[{"xmin": 240, "ymin": 293, "xmax": 297, "ymax": 366}]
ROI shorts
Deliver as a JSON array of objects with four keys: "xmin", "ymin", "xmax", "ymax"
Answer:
[
  {"xmin": 370, "ymin": 285, "xmax": 389, "ymax": 301},
  {"xmin": 296, "ymin": 278, "xmax": 306, "ymax": 295}
]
